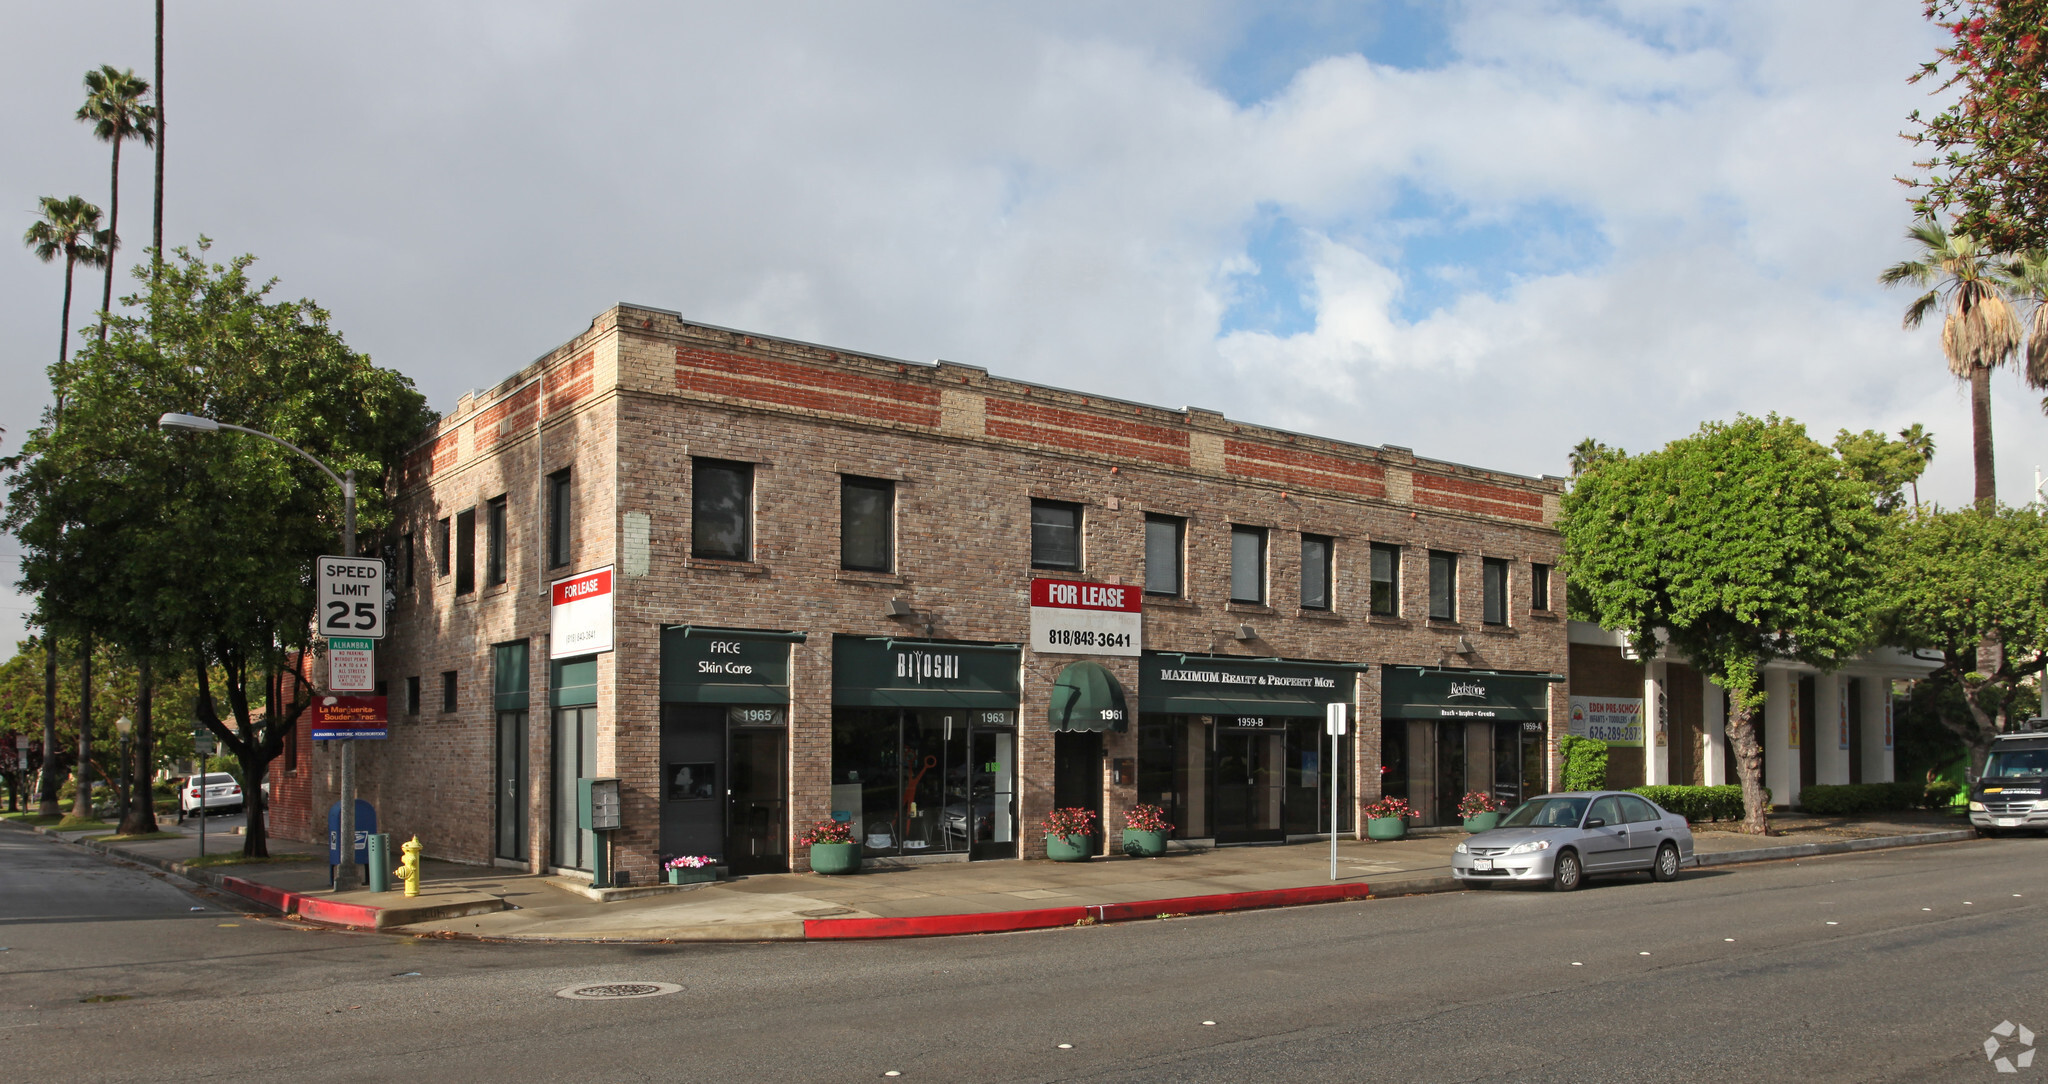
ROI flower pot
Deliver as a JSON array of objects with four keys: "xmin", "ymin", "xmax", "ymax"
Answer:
[
  {"xmin": 1121, "ymin": 828, "xmax": 1168, "ymax": 858},
  {"xmin": 1366, "ymin": 816, "xmax": 1407, "ymax": 841},
  {"xmin": 808, "ymin": 841, "xmax": 861, "ymax": 875},
  {"xmin": 666, "ymin": 867, "xmax": 715, "ymax": 885},
  {"xmin": 1462, "ymin": 812, "xmax": 1501, "ymax": 834},
  {"xmin": 1045, "ymin": 832, "xmax": 1094, "ymax": 862}
]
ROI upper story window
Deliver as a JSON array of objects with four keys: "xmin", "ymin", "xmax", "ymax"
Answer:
[
  {"xmin": 1144, "ymin": 514, "xmax": 1184, "ymax": 597},
  {"xmin": 1482, "ymin": 556, "xmax": 1508, "ymax": 625},
  {"xmin": 1230, "ymin": 525, "xmax": 1267, "ymax": 604},
  {"xmin": 485, "ymin": 495, "xmax": 508, "ymax": 586},
  {"xmin": 1428, "ymin": 550, "xmax": 1457, "ymax": 621},
  {"xmin": 1030, "ymin": 499, "xmax": 1082, "ymax": 571},
  {"xmin": 1300, "ymin": 534, "xmax": 1332, "ymax": 611},
  {"xmin": 1370, "ymin": 543, "xmax": 1399, "ymax": 616},
  {"xmin": 692, "ymin": 458, "xmax": 754, "ymax": 561},
  {"xmin": 434, "ymin": 517, "xmax": 451, "ymax": 578},
  {"xmin": 1531, "ymin": 563, "xmax": 1551, "ymax": 611},
  {"xmin": 455, "ymin": 508, "xmax": 477, "ymax": 595},
  {"xmin": 841, "ymin": 475, "xmax": 895, "ymax": 573},
  {"xmin": 547, "ymin": 469, "xmax": 572, "ymax": 569},
  {"xmin": 402, "ymin": 531, "xmax": 415, "ymax": 590}
]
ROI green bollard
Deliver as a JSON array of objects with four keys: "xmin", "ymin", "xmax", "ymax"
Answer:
[{"xmin": 367, "ymin": 833, "xmax": 391, "ymax": 893}]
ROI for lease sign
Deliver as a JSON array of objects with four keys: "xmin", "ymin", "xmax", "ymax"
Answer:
[
  {"xmin": 550, "ymin": 566, "xmax": 614, "ymax": 659},
  {"xmin": 1029, "ymin": 578, "xmax": 1141, "ymax": 657}
]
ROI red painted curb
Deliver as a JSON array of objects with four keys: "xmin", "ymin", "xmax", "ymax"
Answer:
[
  {"xmin": 805, "ymin": 905, "xmax": 1090, "ymax": 940},
  {"xmin": 803, "ymin": 882, "xmax": 1376, "ymax": 940},
  {"xmin": 219, "ymin": 876, "xmax": 299, "ymax": 913},
  {"xmin": 1089, "ymin": 882, "xmax": 1374, "ymax": 923},
  {"xmin": 296, "ymin": 896, "xmax": 383, "ymax": 927}
]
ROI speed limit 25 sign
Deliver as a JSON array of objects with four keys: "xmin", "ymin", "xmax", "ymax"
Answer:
[{"xmin": 317, "ymin": 555, "xmax": 386, "ymax": 639}]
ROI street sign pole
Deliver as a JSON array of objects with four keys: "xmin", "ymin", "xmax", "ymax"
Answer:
[
  {"xmin": 335, "ymin": 469, "xmax": 360, "ymax": 892},
  {"xmin": 1327, "ymin": 703, "xmax": 1348, "ymax": 881}
]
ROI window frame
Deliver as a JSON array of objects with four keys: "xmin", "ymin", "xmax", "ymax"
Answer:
[
  {"xmin": 1029, "ymin": 499, "xmax": 1084, "ymax": 572},
  {"xmin": 1230, "ymin": 524, "xmax": 1268, "ymax": 605},
  {"xmin": 1428, "ymin": 550, "xmax": 1457, "ymax": 621},
  {"xmin": 434, "ymin": 517, "xmax": 451, "ymax": 578},
  {"xmin": 691, "ymin": 458, "xmax": 755, "ymax": 562},
  {"xmin": 547, "ymin": 468, "xmax": 572, "ymax": 570},
  {"xmin": 1369, "ymin": 542, "xmax": 1400, "ymax": 616},
  {"xmin": 839, "ymin": 475, "xmax": 896, "ymax": 573},
  {"xmin": 485, "ymin": 494, "xmax": 508, "ymax": 587},
  {"xmin": 402, "ymin": 531, "xmax": 415, "ymax": 590},
  {"xmin": 1300, "ymin": 533, "xmax": 1333, "ymax": 611},
  {"xmin": 406, "ymin": 675, "xmax": 421, "ymax": 716},
  {"xmin": 440, "ymin": 670, "xmax": 458, "ymax": 714},
  {"xmin": 1143, "ymin": 514, "xmax": 1185, "ymax": 597},
  {"xmin": 1531, "ymin": 563, "xmax": 1551, "ymax": 612},
  {"xmin": 455, "ymin": 508, "xmax": 477, "ymax": 595},
  {"xmin": 1481, "ymin": 556, "xmax": 1509, "ymax": 626}
]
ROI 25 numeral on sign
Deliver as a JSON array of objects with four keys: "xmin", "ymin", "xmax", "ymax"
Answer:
[{"xmin": 324, "ymin": 601, "xmax": 381, "ymax": 632}]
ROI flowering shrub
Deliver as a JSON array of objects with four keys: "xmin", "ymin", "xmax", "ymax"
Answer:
[
  {"xmin": 796, "ymin": 818, "xmax": 854, "ymax": 845},
  {"xmin": 1364, "ymin": 796, "xmax": 1415, "ymax": 821},
  {"xmin": 1124, "ymin": 804, "xmax": 1174, "ymax": 832},
  {"xmin": 1457, "ymin": 791, "xmax": 1503, "ymax": 818},
  {"xmin": 1039, "ymin": 806, "xmax": 1100, "ymax": 838},
  {"xmin": 664, "ymin": 854, "xmax": 713, "ymax": 871}
]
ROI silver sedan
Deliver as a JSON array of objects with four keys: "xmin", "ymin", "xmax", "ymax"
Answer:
[{"xmin": 1450, "ymin": 791, "xmax": 1694, "ymax": 891}]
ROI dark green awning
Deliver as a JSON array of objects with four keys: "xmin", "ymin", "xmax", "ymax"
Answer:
[{"xmin": 1050, "ymin": 661, "xmax": 1129, "ymax": 733}]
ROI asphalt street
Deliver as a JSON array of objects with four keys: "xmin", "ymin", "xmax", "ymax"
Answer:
[{"xmin": 1, "ymin": 824, "xmax": 2043, "ymax": 1083}]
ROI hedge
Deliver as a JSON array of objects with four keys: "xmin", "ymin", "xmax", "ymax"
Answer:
[
  {"xmin": 1558, "ymin": 735, "xmax": 1610, "ymax": 791},
  {"xmin": 1797, "ymin": 781, "xmax": 1958, "ymax": 815},
  {"xmin": 1630, "ymin": 785, "xmax": 1750, "ymax": 823}
]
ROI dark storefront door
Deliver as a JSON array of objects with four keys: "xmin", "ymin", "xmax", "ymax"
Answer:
[
  {"xmin": 1214, "ymin": 723, "xmax": 1285, "ymax": 844},
  {"xmin": 1053, "ymin": 731, "xmax": 1102, "ymax": 821},
  {"xmin": 727, "ymin": 727, "xmax": 787, "ymax": 874},
  {"xmin": 550, "ymin": 706, "xmax": 596, "ymax": 871},
  {"xmin": 494, "ymin": 710, "xmax": 527, "ymax": 862},
  {"xmin": 1434, "ymin": 722, "xmax": 1468, "ymax": 826},
  {"xmin": 661, "ymin": 705, "xmax": 725, "ymax": 863}
]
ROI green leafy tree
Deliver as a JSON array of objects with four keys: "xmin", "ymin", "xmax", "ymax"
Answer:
[
  {"xmin": 5, "ymin": 241, "xmax": 433, "ymax": 855},
  {"xmin": 1905, "ymin": 0, "xmax": 2048, "ymax": 257},
  {"xmin": 1832, "ymin": 426, "xmax": 1936, "ymax": 515},
  {"xmin": 1881, "ymin": 219, "xmax": 2023, "ymax": 509},
  {"xmin": 1561, "ymin": 415, "xmax": 1884, "ymax": 833},
  {"xmin": 1871, "ymin": 505, "xmax": 2048, "ymax": 779},
  {"xmin": 75, "ymin": 64, "xmax": 155, "ymax": 339}
]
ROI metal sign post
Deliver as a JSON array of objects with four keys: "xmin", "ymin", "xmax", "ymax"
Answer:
[
  {"xmin": 193, "ymin": 728, "xmax": 215, "ymax": 857},
  {"xmin": 1326, "ymin": 703, "xmax": 1348, "ymax": 881}
]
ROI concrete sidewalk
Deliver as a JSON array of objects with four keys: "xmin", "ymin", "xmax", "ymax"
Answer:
[{"xmin": 3, "ymin": 809, "xmax": 1981, "ymax": 942}]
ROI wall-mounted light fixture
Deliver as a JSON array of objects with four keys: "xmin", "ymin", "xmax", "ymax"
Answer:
[
  {"xmin": 886, "ymin": 597, "xmax": 915, "ymax": 618},
  {"xmin": 1454, "ymin": 636, "xmax": 1476, "ymax": 656},
  {"xmin": 1235, "ymin": 624, "xmax": 1257, "ymax": 641}
]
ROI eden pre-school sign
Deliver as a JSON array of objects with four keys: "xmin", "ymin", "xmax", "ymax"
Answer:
[{"xmin": 1029, "ymin": 578, "xmax": 1141, "ymax": 657}]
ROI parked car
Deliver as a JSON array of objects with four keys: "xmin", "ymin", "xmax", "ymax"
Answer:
[
  {"xmin": 1969, "ymin": 721, "xmax": 2048, "ymax": 836},
  {"xmin": 178, "ymin": 773, "xmax": 242, "ymax": 818},
  {"xmin": 1450, "ymin": 791, "xmax": 1695, "ymax": 891}
]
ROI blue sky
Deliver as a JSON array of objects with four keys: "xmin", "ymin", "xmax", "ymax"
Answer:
[{"xmin": 0, "ymin": 1, "xmax": 2022, "ymax": 658}]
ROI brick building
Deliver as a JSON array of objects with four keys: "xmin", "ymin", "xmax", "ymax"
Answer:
[{"xmin": 275, "ymin": 304, "xmax": 1570, "ymax": 881}]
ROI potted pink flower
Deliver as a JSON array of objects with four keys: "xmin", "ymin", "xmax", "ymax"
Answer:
[
  {"xmin": 1457, "ymin": 791, "xmax": 1505, "ymax": 833},
  {"xmin": 1039, "ymin": 807, "xmax": 1099, "ymax": 862},
  {"xmin": 798, "ymin": 818, "xmax": 859, "ymax": 875},
  {"xmin": 663, "ymin": 854, "xmax": 717, "ymax": 885},
  {"xmin": 1121, "ymin": 804, "xmax": 1173, "ymax": 857},
  {"xmin": 1364, "ymin": 796, "xmax": 1415, "ymax": 841}
]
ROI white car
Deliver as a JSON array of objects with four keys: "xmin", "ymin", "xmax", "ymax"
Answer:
[{"xmin": 179, "ymin": 773, "xmax": 243, "ymax": 817}]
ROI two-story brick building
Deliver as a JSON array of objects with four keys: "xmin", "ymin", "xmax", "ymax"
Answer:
[{"xmin": 275, "ymin": 304, "xmax": 1571, "ymax": 882}]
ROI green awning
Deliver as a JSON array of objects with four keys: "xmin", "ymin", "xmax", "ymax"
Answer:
[{"xmin": 1049, "ymin": 661, "xmax": 1129, "ymax": 733}]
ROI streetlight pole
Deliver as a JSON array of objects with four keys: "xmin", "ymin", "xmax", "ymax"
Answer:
[
  {"xmin": 158, "ymin": 413, "xmax": 363, "ymax": 889},
  {"xmin": 114, "ymin": 715, "xmax": 133, "ymax": 825}
]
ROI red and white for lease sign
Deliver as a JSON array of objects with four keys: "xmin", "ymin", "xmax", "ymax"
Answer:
[
  {"xmin": 550, "ymin": 566, "xmax": 615, "ymax": 659},
  {"xmin": 1029, "ymin": 578, "xmax": 1142, "ymax": 657}
]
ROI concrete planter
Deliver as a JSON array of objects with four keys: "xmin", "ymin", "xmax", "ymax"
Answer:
[
  {"xmin": 1462, "ymin": 812, "xmax": 1502, "ymax": 833},
  {"xmin": 1121, "ymin": 828, "xmax": 1168, "ymax": 857},
  {"xmin": 665, "ymin": 867, "xmax": 716, "ymax": 885},
  {"xmin": 1045, "ymin": 833, "xmax": 1094, "ymax": 862},
  {"xmin": 808, "ymin": 842, "xmax": 861, "ymax": 875},
  {"xmin": 1366, "ymin": 816, "xmax": 1407, "ymax": 841}
]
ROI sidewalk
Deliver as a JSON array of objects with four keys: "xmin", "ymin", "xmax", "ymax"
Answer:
[{"xmin": 4, "ymin": 809, "xmax": 1980, "ymax": 943}]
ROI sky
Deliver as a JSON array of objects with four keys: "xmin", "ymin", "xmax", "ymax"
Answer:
[{"xmin": 0, "ymin": 1, "xmax": 2033, "ymax": 662}]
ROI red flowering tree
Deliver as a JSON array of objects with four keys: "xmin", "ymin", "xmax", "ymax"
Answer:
[{"xmin": 1905, "ymin": 1, "xmax": 2048, "ymax": 254}]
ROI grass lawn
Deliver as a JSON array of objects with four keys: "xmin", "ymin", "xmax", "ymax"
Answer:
[
  {"xmin": 85, "ymin": 831, "xmax": 183, "ymax": 843},
  {"xmin": 1, "ymin": 812, "xmax": 64, "ymax": 825},
  {"xmin": 184, "ymin": 852, "xmax": 315, "ymax": 870},
  {"xmin": 55, "ymin": 816, "xmax": 115, "ymax": 832}
]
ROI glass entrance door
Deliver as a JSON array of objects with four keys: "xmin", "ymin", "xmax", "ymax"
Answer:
[
  {"xmin": 550, "ymin": 706, "xmax": 597, "ymax": 870},
  {"xmin": 968, "ymin": 727, "xmax": 1016, "ymax": 859},
  {"xmin": 661, "ymin": 704, "xmax": 725, "ymax": 864},
  {"xmin": 727, "ymin": 728, "xmax": 787, "ymax": 874},
  {"xmin": 1214, "ymin": 723, "xmax": 1285, "ymax": 844},
  {"xmin": 494, "ymin": 710, "xmax": 527, "ymax": 861}
]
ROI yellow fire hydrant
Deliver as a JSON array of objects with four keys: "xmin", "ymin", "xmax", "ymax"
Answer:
[{"xmin": 397, "ymin": 835, "xmax": 423, "ymax": 898}]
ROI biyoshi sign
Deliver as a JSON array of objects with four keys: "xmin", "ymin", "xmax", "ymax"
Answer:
[{"xmin": 1030, "ymin": 578, "xmax": 1141, "ymax": 657}]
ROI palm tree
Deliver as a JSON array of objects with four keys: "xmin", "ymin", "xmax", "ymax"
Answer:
[
  {"xmin": 1880, "ymin": 219, "xmax": 2021, "ymax": 509},
  {"xmin": 21, "ymin": 195, "xmax": 107, "ymax": 419},
  {"xmin": 1895, "ymin": 423, "xmax": 1936, "ymax": 515},
  {"xmin": 76, "ymin": 65, "xmax": 155, "ymax": 340}
]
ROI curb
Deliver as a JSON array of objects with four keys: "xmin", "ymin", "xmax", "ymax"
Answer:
[
  {"xmin": 1693, "ymin": 828, "xmax": 1978, "ymax": 867},
  {"xmin": 803, "ymin": 882, "xmax": 1380, "ymax": 940}
]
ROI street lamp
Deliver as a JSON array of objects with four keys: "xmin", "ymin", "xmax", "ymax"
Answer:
[
  {"xmin": 158, "ymin": 412, "xmax": 365, "ymax": 889},
  {"xmin": 114, "ymin": 715, "xmax": 132, "ymax": 823}
]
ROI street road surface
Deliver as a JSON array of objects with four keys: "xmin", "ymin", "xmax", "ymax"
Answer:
[{"xmin": 2, "ymin": 825, "xmax": 2042, "ymax": 1083}]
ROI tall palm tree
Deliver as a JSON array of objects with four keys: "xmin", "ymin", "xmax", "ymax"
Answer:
[
  {"xmin": 21, "ymin": 196, "xmax": 106, "ymax": 420},
  {"xmin": 1895, "ymin": 423, "xmax": 1936, "ymax": 515},
  {"xmin": 1880, "ymin": 220, "xmax": 2021, "ymax": 509},
  {"xmin": 76, "ymin": 65, "xmax": 155, "ymax": 340}
]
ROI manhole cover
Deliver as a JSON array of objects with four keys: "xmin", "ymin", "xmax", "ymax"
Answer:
[{"xmin": 556, "ymin": 982, "xmax": 681, "ymax": 1001}]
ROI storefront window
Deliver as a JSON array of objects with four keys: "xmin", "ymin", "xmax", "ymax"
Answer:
[{"xmin": 831, "ymin": 708, "xmax": 1016, "ymax": 858}]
